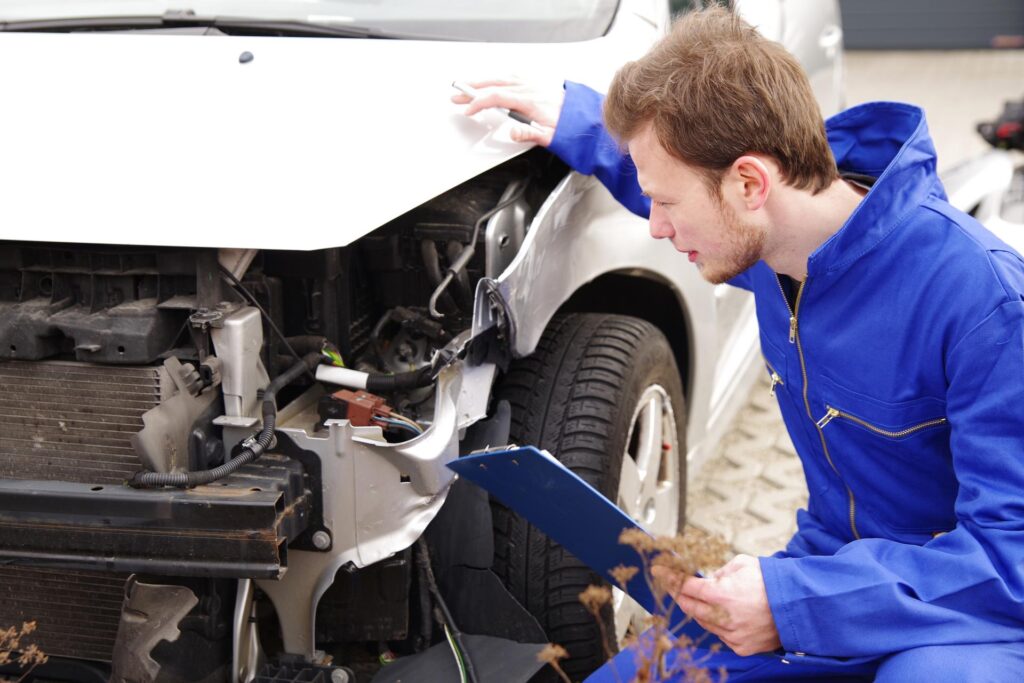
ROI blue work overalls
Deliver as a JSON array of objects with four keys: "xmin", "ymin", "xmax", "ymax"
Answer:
[{"xmin": 548, "ymin": 82, "xmax": 1024, "ymax": 681}]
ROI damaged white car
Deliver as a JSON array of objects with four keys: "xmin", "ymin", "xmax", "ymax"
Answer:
[{"xmin": 0, "ymin": 1, "xmax": 844, "ymax": 681}]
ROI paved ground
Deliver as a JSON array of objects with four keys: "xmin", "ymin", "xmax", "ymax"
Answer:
[{"xmin": 686, "ymin": 49, "xmax": 1024, "ymax": 558}]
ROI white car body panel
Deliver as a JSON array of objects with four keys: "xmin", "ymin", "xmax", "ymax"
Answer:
[{"xmin": 0, "ymin": 12, "xmax": 657, "ymax": 250}]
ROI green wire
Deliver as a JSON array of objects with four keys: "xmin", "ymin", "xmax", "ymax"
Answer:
[
  {"xmin": 320, "ymin": 344, "xmax": 346, "ymax": 368},
  {"xmin": 444, "ymin": 623, "xmax": 469, "ymax": 683}
]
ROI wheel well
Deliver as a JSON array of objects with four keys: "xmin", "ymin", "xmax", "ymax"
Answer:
[{"xmin": 558, "ymin": 272, "xmax": 693, "ymax": 402}]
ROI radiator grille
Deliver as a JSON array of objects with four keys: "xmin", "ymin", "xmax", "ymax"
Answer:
[
  {"xmin": 0, "ymin": 566, "xmax": 127, "ymax": 662},
  {"xmin": 0, "ymin": 360, "xmax": 161, "ymax": 484}
]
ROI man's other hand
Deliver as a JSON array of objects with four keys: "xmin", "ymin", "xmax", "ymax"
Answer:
[
  {"xmin": 451, "ymin": 78, "xmax": 564, "ymax": 146},
  {"xmin": 653, "ymin": 554, "xmax": 782, "ymax": 657}
]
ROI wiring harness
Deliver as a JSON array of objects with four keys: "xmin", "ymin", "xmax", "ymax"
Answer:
[{"xmin": 321, "ymin": 388, "xmax": 424, "ymax": 436}]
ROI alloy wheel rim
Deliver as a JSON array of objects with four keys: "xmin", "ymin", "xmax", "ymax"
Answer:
[{"xmin": 612, "ymin": 384, "xmax": 681, "ymax": 646}]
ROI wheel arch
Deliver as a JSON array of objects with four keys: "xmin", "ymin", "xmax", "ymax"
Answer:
[{"xmin": 557, "ymin": 270, "xmax": 695, "ymax": 406}]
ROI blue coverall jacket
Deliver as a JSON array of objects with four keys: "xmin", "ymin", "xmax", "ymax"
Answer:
[{"xmin": 550, "ymin": 82, "xmax": 1024, "ymax": 661}]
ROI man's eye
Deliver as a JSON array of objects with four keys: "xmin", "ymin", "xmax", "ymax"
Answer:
[{"xmin": 655, "ymin": 201, "xmax": 673, "ymax": 208}]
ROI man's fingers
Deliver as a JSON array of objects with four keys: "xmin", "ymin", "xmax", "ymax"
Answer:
[
  {"xmin": 680, "ymin": 576, "xmax": 714, "ymax": 602},
  {"xmin": 674, "ymin": 593, "xmax": 733, "ymax": 630},
  {"xmin": 450, "ymin": 78, "xmax": 521, "ymax": 102},
  {"xmin": 712, "ymin": 557, "xmax": 747, "ymax": 580},
  {"xmin": 449, "ymin": 89, "xmax": 554, "ymax": 145},
  {"xmin": 692, "ymin": 615, "xmax": 718, "ymax": 635},
  {"xmin": 451, "ymin": 87, "xmax": 522, "ymax": 104},
  {"xmin": 462, "ymin": 90, "xmax": 535, "ymax": 118},
  {"xmin": 659, "ymin": 573, "xmax": 717, "ymax": 620},
  {"xmin": 509, "ymin": 125, "xmax": 552, "ymax": 146},
  {"xmin": 465, "ymin": 78, "xmax": 522, "ymax": 89},
  {"xmin": 720, "ymin": 634, "xmax": 742, "ymax": 654},
  {"xmin": 449, "ymin": 78, "xmax": 563, "ymax": 146}
]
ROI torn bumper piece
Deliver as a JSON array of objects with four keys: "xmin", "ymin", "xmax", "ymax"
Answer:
[{"xmin": 0, "ymin": 454, "xmax": 310, "ymax": 578}]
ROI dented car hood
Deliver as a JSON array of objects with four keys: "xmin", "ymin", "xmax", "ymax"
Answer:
[{"xmin": 0, "ymin": 17, "xmax": 658, "ymax": 250}]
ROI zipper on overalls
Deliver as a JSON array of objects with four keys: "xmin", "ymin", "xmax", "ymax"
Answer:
[
  {"xmin": 765, "ymin": 360, "xmax": 784, "ymax": 398},
  {"xmin": 817, "ymin": 406, "xmax": 948, "ymax": 437},
  {"xmin": 776, "ymin": 275, "xmax": 861, "ymax": 540}
]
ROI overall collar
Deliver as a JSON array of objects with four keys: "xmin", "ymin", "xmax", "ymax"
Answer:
[{"xmin": 806, "ymin": 102, "xmax": 945, "ymax": 278}]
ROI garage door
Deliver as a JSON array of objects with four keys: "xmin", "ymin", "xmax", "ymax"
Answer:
[{"xmin": 839, "ymin": 0, "xmax": 1024, "ymax": 49}]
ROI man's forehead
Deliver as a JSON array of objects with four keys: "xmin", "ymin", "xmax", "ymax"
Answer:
[
  {"xmin": 631, "ymin": 159, "xmax": 652, "ymax": 197},
  {"xmin": 629, "ymin": 132, "xmax": 685, "ymax": 199},
  {"xmin": 625, "ymin": 123, "xmax": 656, "ymax": 159},
  {"xmin": 626, "ymin": 126, "xmax": 660, "ymax": 195},
  {"xmin": 634, "ymin": 171, "xmax": 653, "ymax": 198}
]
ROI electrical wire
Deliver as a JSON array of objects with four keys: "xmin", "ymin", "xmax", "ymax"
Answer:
[
  {"xmin": 217, "ymin": 265, "xmax": 317, "ymax": 382},
  {"xmin": 387, "ymin": 413, "xmax": 425, "ymax": 433},
  {"xmin": 373, "ymin": 416, "xmax": 422, "ymax": 435},
  {"xmin": 321, "ymin": 341, "xmax": 346, "ymax": 367},
  {"xmin": 380, "ymin": 413, "xmax": 419, "ymax": 436},
  {"xmin": 129, "ymin": 352, "xmax": 320, "ymax": 487},
  {"xmin": 444, "ymin": 623, "xmax": 469, "ymax": 683},
  {"xmin": 415, "ymin": 538, "xmax": 480, "ymax": 683}
]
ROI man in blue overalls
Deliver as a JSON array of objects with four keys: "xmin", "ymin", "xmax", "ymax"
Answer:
[{"xmin": 454, "ymin": 7, "xmax": 1024, "ymax": 681}]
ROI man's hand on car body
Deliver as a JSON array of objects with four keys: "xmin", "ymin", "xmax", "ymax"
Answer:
[
  {"xmin": 653, "ymin": 554, "xmax": 782, "ymax": 657},
  {"xmin": 451, "ymin": 78, "xmax": 564, "ymax": 146}
]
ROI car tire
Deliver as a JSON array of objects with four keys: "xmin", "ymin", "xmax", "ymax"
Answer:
[{"xmin": 491, "ymin": 313, "xmax": 687, "ymax": 680}]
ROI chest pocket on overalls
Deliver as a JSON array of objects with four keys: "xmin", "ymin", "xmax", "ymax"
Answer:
[{"xmin": 815, "ymin": 375, "xmax": 956, "ymax": 536}]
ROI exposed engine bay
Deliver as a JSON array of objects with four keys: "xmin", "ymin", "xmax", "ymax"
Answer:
[{"xmin": 0, "ymin": 151, "xmax": 565, "ymax": 681}]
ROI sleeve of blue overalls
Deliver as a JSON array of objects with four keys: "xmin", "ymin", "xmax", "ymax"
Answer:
[
  {"xmin": 548, "ymin": 81, "xmax": 754, "ymax": 292},
  {"xmin": 548, "ymin": 81, "xmax": 651, "ymax": 219},
  {"xmin": 760, "ymin": 296, "xmax": 1024, "ymax": 657}
]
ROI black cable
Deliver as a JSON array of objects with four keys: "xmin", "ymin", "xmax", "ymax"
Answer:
[
  {"xmin": 415, "ymin": 555, "xmax": 434, "ymax": 651},
  {"xmin": 128, "ymin": 352, "xmax": 320, "ymax": 488},
  {"xmin": 365, "ymin": 365, "xmax": 434, "ymax": 393},
  {"xmin": 217, "ymin": 265, "xmax": 317, "ymax": 382},
  {"xmin": 415, "ymin": 537, "xmax": 480, "ymax": 683}
]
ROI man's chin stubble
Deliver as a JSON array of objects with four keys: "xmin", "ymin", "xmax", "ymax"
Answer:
[{"xmin": 700, "ymin": 231, "xmax": 766, "ymax": 284}]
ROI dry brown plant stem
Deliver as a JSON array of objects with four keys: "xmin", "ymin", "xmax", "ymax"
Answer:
[
  {"xmin": 537, "ymin": 644, "xmax": 573, "ymax": 683},
  {"xmin": 541, "ymin": 527, "xmax": 730, "ymax": 682},
  {"xmin": 0, "ymin": 621, "xmax": 48, "ymax": 683}
]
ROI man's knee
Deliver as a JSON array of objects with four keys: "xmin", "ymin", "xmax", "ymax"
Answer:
[{"xmin": 875, "ymin": 642, "xmax": 1024, "ymax": 683}]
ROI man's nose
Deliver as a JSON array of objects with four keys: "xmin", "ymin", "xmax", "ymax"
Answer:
[{"xmin": 648, "ymin": 207, "xmax": 673, "ymax": 240}]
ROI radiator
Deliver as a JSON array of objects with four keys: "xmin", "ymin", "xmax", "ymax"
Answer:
[
  {"xmin": 0, "ymin": 360, "xmax": 162, "ymax": 484},
  {"xmin": 0, "ymin": 360, "xmax": 158, "ymax": 661},
  {"xmin": 0, "ymin": 566, "xmax": 127, "ymax": 662}
]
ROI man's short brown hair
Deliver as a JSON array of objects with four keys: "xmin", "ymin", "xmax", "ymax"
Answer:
[{"xmin": 604, "ymin": 7, "xmax": 839, "ymax": 196}]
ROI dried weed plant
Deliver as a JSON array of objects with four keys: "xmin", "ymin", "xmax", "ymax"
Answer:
[
  {"xmin": 540, "ymin": 526, "xmax": 731, "ymax": 683},
  {"xmin": 537, "ymin": 643, "xmax": 572, "ymax": 683},
  {"xmin": 0, "ymin": 621, "xmax": 48, "ymax": 682}
]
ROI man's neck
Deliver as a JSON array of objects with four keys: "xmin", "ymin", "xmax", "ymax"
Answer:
[{"xmin": 763, "ymin": 178, "xmax": 867, "ymax": 281}]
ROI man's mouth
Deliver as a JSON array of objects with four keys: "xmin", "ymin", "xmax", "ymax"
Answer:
[{"xmin": 687, "ymin": 251, "xmax": 699, "ymax": 263}]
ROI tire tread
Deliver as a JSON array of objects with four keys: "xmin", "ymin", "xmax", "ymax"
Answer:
[{"xmin": 492, "ymin": 313, "xmax": 684, "ymax": 680}]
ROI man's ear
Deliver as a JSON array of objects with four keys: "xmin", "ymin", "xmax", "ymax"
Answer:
[{"xmin": 727, "ymin": 155, "xmax": 771, "ymax": 211}]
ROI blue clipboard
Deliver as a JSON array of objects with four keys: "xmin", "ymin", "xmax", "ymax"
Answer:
[
  {"xmin": 448, "ymin": 445, "xmax": 880, "ymax": 682},
  {"xmin": 448, "ymin": 445, "xmax": 680, "ymax": 627}
]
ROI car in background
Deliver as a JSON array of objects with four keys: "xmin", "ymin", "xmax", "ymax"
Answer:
[{"xmin": 0, "ymin": 1, "xmax": 843, "ymax": 681}]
